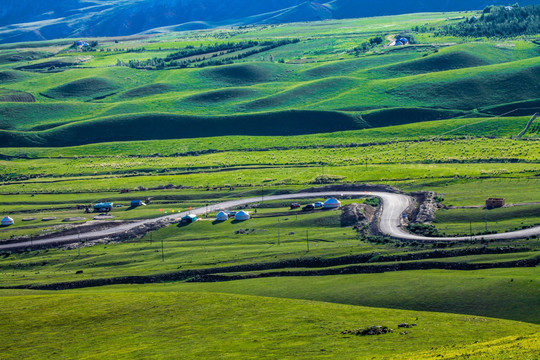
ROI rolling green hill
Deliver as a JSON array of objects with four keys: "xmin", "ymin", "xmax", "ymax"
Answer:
[
  {"xmin": 0, "ymin": 26, "xmax": 540, "ymax": 147},
  {"xmin": 0, "ymin": 110, "xmax": 367, "ymax": 147},
  {"xmin": 0, "ymin": 42, "xmax": 538, "ymax": 146},
  {"xmin": 1, "ymin": 290, "xmax": 538, "ymax": 359}
]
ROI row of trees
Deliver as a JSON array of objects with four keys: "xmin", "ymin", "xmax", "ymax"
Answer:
[
  {"xmin": 117, "ymin": 39, "xmax": 299, "ymax": 70},
  {"xmin": 435, "ymin": 5, "xmax": 540, "ymax": 38},
  {"xmin": 164, "ymin": 41, "xmax": 260, "ymax": 62}
]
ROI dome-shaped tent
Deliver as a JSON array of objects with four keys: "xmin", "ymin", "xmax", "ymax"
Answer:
[
  {"xmin": 216, "ymin": 211, "xmax": 229, "ymax": 221},
  {"xmin": 1, "ymin": 216, "xmax": 14, "ymax": 226},
  {"xmin": 181, "ymin": 214, "xmax": 198, "ymax": 223},
  {"xmin": 235, "ymin": 211, "xmax": 250, "ymax": 221},
  {"xmin": 323, "ymin": 198, "xmax": 341, "ymax": 209}
]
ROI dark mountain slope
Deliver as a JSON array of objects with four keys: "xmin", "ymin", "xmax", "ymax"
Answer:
[
  {"xmin": 1, "ymin": 0, "xmax": 539, "ymax": 43},
  {"xmin": 325, "ymin": 0, "xmax": 528, "ymax": 18},
  {"xmin": 257, "ymin": 2, "xmax": 333, "ymax": 24}
]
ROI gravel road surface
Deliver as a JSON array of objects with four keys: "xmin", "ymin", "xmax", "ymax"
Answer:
[{"xmin": 1, "ymin": 191, "xmax": 538, "ymax": 250}]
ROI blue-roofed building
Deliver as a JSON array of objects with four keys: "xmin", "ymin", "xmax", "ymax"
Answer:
[{"xmin": 94, "ymin": 202, "xmax": 113, "ymax": 212}]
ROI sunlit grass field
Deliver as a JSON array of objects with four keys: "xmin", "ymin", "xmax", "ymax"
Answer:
[{"xmin": 0, "ymin": 10, "xmax": 539, "ymax": 359}]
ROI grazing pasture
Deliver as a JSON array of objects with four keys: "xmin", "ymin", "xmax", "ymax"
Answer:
[{"xmin": 0, "ymin": 9, "xmax": 539, "ymax": 359}]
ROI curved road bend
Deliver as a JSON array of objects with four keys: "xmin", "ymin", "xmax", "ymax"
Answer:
[{"xmin": 1, "ymin": 191, "xmax": 539, "ymax": 250}]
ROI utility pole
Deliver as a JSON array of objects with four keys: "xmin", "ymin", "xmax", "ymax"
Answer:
[
  {"xmin": 278, "ymin": 218, "xmax": 280, "ymax": 246},
  {"xmin": 485, "ymin": 208, "xmax": 488, "ymax": 232},
  {"xmin": 161, "ymin": 237, "xmax": 164, "ymax": 262},
  {"xmin": 404, "ymin": 146, "xmax": 408, "ymax": 163}
]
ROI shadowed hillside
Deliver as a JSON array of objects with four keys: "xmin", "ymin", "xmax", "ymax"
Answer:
[{"xmin": 0, "ymin": 110, "xmax": 367, "ymax": 147}]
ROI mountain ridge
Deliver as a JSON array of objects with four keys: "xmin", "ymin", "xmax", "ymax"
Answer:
[{"xmin": 0, "ymin": 0, "xmax": 538, "ymax": 43}]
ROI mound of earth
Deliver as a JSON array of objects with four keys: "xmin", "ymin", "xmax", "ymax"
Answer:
[
  {"xmin": 362, "ymin": 107, "xmax": 463, "ymax": 127},
  {"xmin": 15, "ymin": 59, "xmax": 78, "ymax": 71},
  {"xmin": 391, "ymin": 65, "xmax": 540, "ymax": 109},
  {"xmin": 482, "ymin": 99, "xmax": 540, "ymax": 116},
  {"xmin": 201, "ymin": 64, "xmax": 278, "ymax": 85},
  {"xmin": 0, "ymin": 88, "xmax": 35, "ymax": 102},
  {"xmin": 341, "ymin": 203, "xmax": 376, "ymax": 227},
  {"xmin": 43, "ymin": 77, "xmax": 118, "ymax": 100},
  {"xmin": 0, "ymin": 51, "xmax": 49, "ymax": 64},
  {"xmin": 302, "ymin": 59, "xmax": 369, "ymax": 79},
  {"xmin": 120, "ymin": 84, "xmax": 173, "ymax": 99},
  {"xmin": 242, "ymin": 77, "xmax": 358, "ymax": 111},
  {"xmin": 186, "ymin": 88, "xmax": 258, "ymax": 103},
  {"xmin": 386, "ymin": 51, "xmax": 490, "ymax": 74},
  {"xmin": 410, "ymin": 191, "xmax": 443, "ymax": 223},
  {"xmin": 0, "ymin": 70, "xmax": 23, "ymax": 82}
]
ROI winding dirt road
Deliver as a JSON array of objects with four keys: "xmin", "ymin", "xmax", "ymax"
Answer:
[{"xmin": 1, "ymin": 191, "xmax": 539, "ymax": 250}]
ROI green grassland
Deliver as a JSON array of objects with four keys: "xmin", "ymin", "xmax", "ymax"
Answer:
[
  {"xmin": 0, "ymin": 12, "xmax": 538, "ymax": 147},
  {"xmin": 1, "ymin": 289, "xmax": 538, "ymax": 360},
  {"xmin": 0, "ymin": 200, "xmax": 538, "ymax": 287},
  {"xmin": 434, "ymin": 205, "xmax": 540, "ymax": 236},
  {"xmin": 1, "ymin": 11, "xmax": 539, "ymax": 359},
  {"xmin": 163, "ymin": 267, "xmax": 540, "ymax": 323}
]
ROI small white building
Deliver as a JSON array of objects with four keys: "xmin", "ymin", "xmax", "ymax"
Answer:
[
  {"xmin": 216, "ymin": 211, "xmax": 229, "ymax": 221},
  {"xmin": 323, "ymin": 198, "xmax": 341, "ymax": 209},
  {"xmin": 1, "ymin": 216, "xmax": 14, "ymax": 226},
  {"xmin": 235, "ymin": 211, "xmax": 250, "ymax": 221}
]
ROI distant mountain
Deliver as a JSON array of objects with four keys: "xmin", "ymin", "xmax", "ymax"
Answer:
[{"xmin": 0, "ymin": 0, "xmax": 538, "ymax": 43}]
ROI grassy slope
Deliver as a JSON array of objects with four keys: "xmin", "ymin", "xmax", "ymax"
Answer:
[
  {"xmin": 173, "ymin": 268, "xmax": 540, "ymax": 324},
  {"xmin": 0, "ymin": 110, "xmax": 368, "ymax": 147},
  {"xmin": 0, "ymin": 114, "xmax": 531, "ymax": 156},
  {"xmin": 434, "ymin": 205, "xmax": 540, "ymax": 235},
  {"xmin": 0, "ymin": 289, "xmax": 538, "ymax": 359},
  {"xmin": 0, "ymin": 18, "xmax": 539, "ymax": 146}
]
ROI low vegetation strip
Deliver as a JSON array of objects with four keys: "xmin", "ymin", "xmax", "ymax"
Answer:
[{"xmin": 4, "ymin": 250, "xmax": 538, "ymax": 291}]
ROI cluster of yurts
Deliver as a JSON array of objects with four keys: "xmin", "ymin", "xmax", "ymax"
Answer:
[{"xmin": 215, "ymin": 198, "xmax": 341, "ymax": 222}]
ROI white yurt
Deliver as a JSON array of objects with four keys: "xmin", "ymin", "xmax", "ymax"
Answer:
[
  {"xmin": 1, "ymin": 216, "xmax": 14, "ymax": 226},
  {"xmin": 216, "ymin": 211, "xmax": 229, "ymax": 221},
  {"xmin": 235, "ymin": 211, "xmax": 250, "ymax": 221},
  {"xmin": 323, "ymin": 198, "xmax": 341, "ymax": 209}
]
